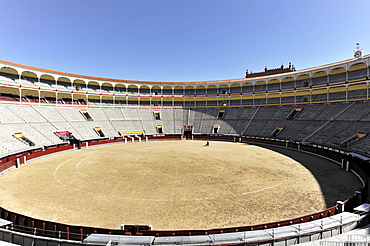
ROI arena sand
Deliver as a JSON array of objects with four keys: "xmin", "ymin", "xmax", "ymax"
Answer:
[{"xmin": 0, "ymin": 140, "xmax": 362, "ymax": 230}]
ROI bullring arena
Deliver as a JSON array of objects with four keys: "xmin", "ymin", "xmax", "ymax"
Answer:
[
  {"xmin": 0, "ymin": 140, "xmax": 361, "ymax": 231},
  {"xmin": 0, "ymin": 53, "xmax": 369, "ymax": 245}
]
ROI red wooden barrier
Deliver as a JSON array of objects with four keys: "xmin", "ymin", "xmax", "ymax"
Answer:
[{"xmin": 0, "ymin": 136, "xmax": 365, "ymax": 240}]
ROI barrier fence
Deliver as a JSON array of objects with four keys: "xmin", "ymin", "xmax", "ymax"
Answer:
[{"xmin": 0, "ymin": 135, "xmax": 367, "ymax": 242}]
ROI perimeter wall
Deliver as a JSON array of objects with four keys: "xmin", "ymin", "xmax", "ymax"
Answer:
[{"xmin": 0, "ymin": 135, "xmax": 367, "ymax": 242}]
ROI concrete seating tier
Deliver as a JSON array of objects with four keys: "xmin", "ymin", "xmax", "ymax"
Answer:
[{"xmin": 0, "ymin": 102, "xmax": 369, "ymax": 155}]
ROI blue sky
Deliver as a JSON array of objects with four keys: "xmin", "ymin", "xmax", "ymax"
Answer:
[{"xmin": 1, "ymin": 0, "xmax": 369, "ymax": 82}]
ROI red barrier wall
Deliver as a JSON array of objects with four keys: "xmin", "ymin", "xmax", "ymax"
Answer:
[{"xmin": 0, "ymin": 136, "xmax": 365, "ymax": 241}]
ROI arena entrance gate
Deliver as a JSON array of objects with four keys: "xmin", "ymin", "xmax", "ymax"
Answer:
[{"xmin": 183, "ymin": 125, "xmax": 193, "ymax": 137}]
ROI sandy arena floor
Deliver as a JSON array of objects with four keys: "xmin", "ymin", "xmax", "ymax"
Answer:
[{"xmin": 0, "ymin": 140, "xmax": 362, "ymax": 230}]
